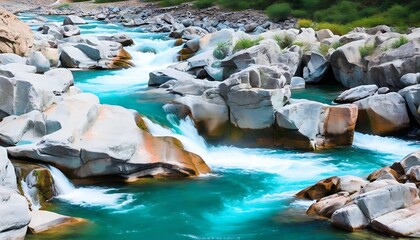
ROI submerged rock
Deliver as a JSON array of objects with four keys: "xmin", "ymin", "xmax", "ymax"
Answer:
[{"xmin": 28, "ymin": 210, "xmax": 85, "ymax": 234}]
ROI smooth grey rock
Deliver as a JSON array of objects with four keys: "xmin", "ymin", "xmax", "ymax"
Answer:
[
  {"xmin": 63, "ymin": 15, "xmax": 87, "ymax": 25},
  {"xmin": 400, "ymin": 73, "xmax": 420, "ymax": 87},
  {"xmin": 149, "ymin": 68, "xmax": 196, "ymax": 86},
  {"xmin": 371, "ymin": 203, "xmax": 420, "ymax": 237},
  {"xmin": 303, "ymin": 52, "xmax": 329, "ymax": 83},
  {"xmin": 63, "ymin": 25, "xmax": 80, "ymax": 38},
  {"xmin": 0, "ymin": 53, "xmax": 26, "ymax": 65},
  {"xmin": 26, "ymin": 51, "xmax": 50, "ymax": 74},
  {"xmin": 399, "ymin": 150, "xmax": 420, "ymax": 174},
  {"xmin": 398, "ymin": 84, "xmax": 420, "ymax": 125},
  {"xmin": 334, "ymin": 85, "xmax": 378, "ymax": 103},
  {"xmin": 290, "ymin": 76, "xmax": 305, "ymax": 89},
  {"xmin": 354, "ymin": 93, "xmax": 410, "ymax": 135},
  {"xmin": 0, "ymin": 147, "xmax": 16, "ymax": 189},
  {"xmin": 355, "ymin": 183, "xmax": 418, "ymax": 220},
  {"xmin": 331, "ymin": 204, "xmax": 369, "ymax": 231},
  {"xmin": 337, "ymin": 175, "xmax": 368, "ymax": 194},
  {"xmin": 316, "ymin": 29, "xmax": 334, "ymax": 41}
]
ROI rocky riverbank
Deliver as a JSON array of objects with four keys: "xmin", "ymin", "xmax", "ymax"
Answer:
[
  {"xmin": 297, "ymin": 150, "xmax": 420, "ymax": 237},
  {"xmin": 0, "ymin": 0, "xmax": 418, "ymax": 238}
]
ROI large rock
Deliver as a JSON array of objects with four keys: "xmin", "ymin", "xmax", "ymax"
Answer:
[
  {"xmin": 303, "ymin": 52, "xmax": 329, "ymax": 83},
  {"xmin": 59, "ymin": 38, "xmax": 133, "ymax": 70},
  {"xmin": 0, "ymin": 67, "xmax": 74, "ymax": 118},
  {"xmin": 97, "ymin": 34, "xmax": 134, "ymax": 47},
  {"xmin": 399, "ymin": 150, "xmax": 420, "ymax": 174},
  {"xmin": 164, "ymin": 89, "xmax": 229, "ymax": 137},
  {"xmin": 398, "ymin": 84, "xmax": 420, "ymax": 126},
  {"xmin": 331, "ymin": 37, "xmax": 420, "ymax": 90},
  {"xmin": 149, "ymin": 68, "xmax": 196, "ymax": 86},
  {"xmin": 26, "ymin": 51, "xmax": 50, "ymax": 74},
  {"xmin": 354, "ymin": 93, "xmax": 410, "ymax": 135},
  {"xmin": 334, "ymin": 85, "xmax": 378, "ymax": 103},
  {"xmin": 28, "ymin": 210, "xmax": 84, "ymax": 234},
  {"xmin": 0, "ymin": 146, "xmax": 31, "ymax": 240},
  {"xmin": 0, "ymin": 8, "xmax": 33, "ymax": 56},
  {"xmin": 276, "ymin": 100, "xmax": 358, "ymax": 150},
  {"xmin": 62, "ymin": 25, "xmax": 80, "ymax": 38},
  {"xmin": 307, "ymin": 192, "xmax": 349, "ymax": 218},
  {"xmin": 63, "ymin": 15, "xmax": 87, "ymax": 25},
  {"xmin": 0, "ymin": 147, "xmax": 16, "ymax": 189},
  {"xmin": 400, "ymin": 73, "xmax": 420, "ymax": 87},
  {"xmin": 296, "ymin": 176, "xmax": 340, "ymax": 200},
  {"xmin": 7, "ymin": 93, "xmax": 211, "ymax": 179},
  {"xmin": 228, "ymin": 86, "xmax": 290, "ymax": 129},
  {"xmin": 221, "ymin": 39, "xmax": 300, "ymax": 81},
  {"xmin": 371, "ymin": 203, "xmax": 420, "ymax": 237},
  {"xmin": 354, "ymin": 183, "xmax": 418, "ymax": 220},
  {"xmin": 0, "ymin": 188, "xmax": 31, "ymax": 240},
  {"xmin": 331, "ymin": 204, "xmax": 369, "ymax": 231}
]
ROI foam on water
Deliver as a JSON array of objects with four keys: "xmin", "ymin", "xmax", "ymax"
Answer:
[
  {"xmin": 48, "ymin": 166, "xmax": 133, "ymax": 208},
  {"xmin": 353, "ymin": 132, "xmax": 419, "ymax": 158},
  {"xmin": 144, "ymin": 117, "xmax": 338, "ymax": 180}
]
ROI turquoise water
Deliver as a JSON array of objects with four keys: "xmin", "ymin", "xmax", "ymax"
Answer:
[{"xmin": 20, "ymin": 15, "xmax": 420, "ymax": 240}]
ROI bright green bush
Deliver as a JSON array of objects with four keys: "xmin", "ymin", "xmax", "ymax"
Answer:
[
  {"xmin": 233, "ymin": 37, "xmax": 263, "ymax": 52},
  {"xmin": 273, "ymin": 34, "xmax": 294, "ymax": 49},
  {"xmin": 213, "ymin": 42, "xmax": 230, "ymax": 59},
  {"xmin": 266, "ymin": 3, "xmax": 292, "ymax": 21},
  {"xmin": 297, "ymin": 18, "xmax": 314, "ymax": 28},
  {"xmin": 316, "ymin": 22, "xmax": 351, "ymax": 35},
  {"xmin": 359, "ymin": 44, "xmax": 375, "ymax": 58},
  {"xmin": 391, "ymin": 36, "xmax": 409, "ymax": 49},
  {"xmin": 319, "ymin": 43, "xmax": 330, "ymax": 56},
  {"xmin": 332, "ymin": 41, "xmax": 343, "ymax": 49}
]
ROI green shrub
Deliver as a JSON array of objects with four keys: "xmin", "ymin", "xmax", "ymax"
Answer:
[
  {"xmin": 213, "ymin": 42, "xmax": 230, "ymax": 59},
  {"xmin": 292, "ymin": 41, "xmax": 304, "ymax": 47},
  {"xmin": 332, "ymin": 41, "xmax": 343, "ymax": 49},
  {"xmin": 391, "ymin": 36, "xmax": 409, "ymax": 49},
  {"xmin": 316, "ymin": 22, "xmax": 351, "ymax": 35},
  {"xmin": 297, "ymin": 18, "xmax": 314, "ymax": 28},
  {"xmin": 194, "ymin": 0, "xmax": 214, "ymax": 8},
  {"xmin": 273, "ymin": 34, "xmax": 294, "ymax": 49},
  {"xmin": 359, "ymin": 44, "xmax": 375, "ymax": 58},
  {"xmin": 319, "ymin": 43, "xmax": 330, "ymax": 56},
  {"xmin": 266, "ymin": 3, "xmax": 292, "ymax": 21},
  {"xmin": 233, "ymin": 37, "xmax": 263, "ymax": 52}
]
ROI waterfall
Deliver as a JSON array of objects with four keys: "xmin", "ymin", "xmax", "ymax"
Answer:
[
  {"xmin": 143, "ymin": 117, "xmax": 210, "ymax": 160},
  {"xmin": 48, "ymin": 165, "xmax": 76, "ymax": 195},
  {"xmin": 47, "ymin": 165, "xmax": 133, "ymax": 208}
]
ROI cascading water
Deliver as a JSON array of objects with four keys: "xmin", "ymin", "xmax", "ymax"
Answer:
[
  {"xmin": 20, "ymin": 179, "xmax": 41, "ymax": 210},
  {"xmin": 48, "ymin": 166, "xmax": 76, "ymax": 195},
  {"xmin": 48, "ymin": 166, "xmax": 133, "ymax": 208}
]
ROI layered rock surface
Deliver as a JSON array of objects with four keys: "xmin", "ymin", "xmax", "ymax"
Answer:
[
  {"xmin": 3, "ymin": 93, "xmax": 210, "ymax": 179},
  {"xmin": 298, "ymin": 150, "xmax": 420, "ymax": 237}
]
